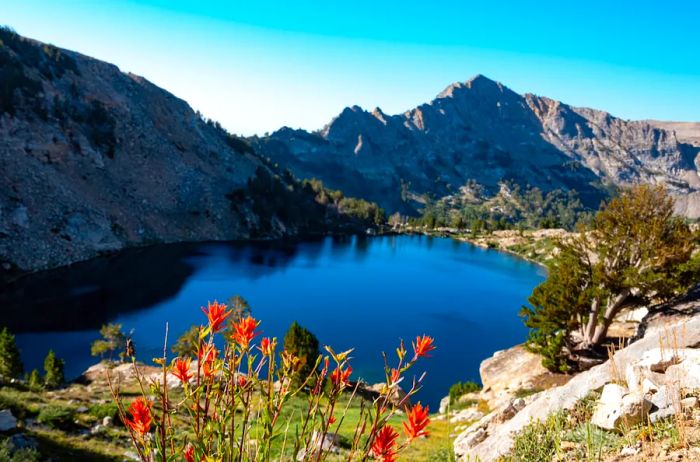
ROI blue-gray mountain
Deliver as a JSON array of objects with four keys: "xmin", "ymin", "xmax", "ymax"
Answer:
[{"xmin": 254, "ymin": 75, "xmax": 700, "ymax": 216}]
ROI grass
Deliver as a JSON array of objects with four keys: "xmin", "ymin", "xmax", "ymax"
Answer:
[{"xmin": 1, "ymin": 383, "xmax": 455, "ymax": 461}]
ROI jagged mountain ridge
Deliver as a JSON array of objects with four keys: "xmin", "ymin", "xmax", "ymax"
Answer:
[
  {"xmin": 256, "ymin": 75, "xmax": 700, "ymax": 216},
  {"xmin": 0, "ymin": 29, "xmax": 375, "ymax": 276}
]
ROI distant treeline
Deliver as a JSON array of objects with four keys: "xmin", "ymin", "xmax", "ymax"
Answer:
[{"xmin": 409, "ymin": 183, "xmax": 596, "ymax": 232}]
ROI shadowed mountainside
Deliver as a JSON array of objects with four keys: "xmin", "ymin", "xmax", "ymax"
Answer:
[{"xmin": 0, "ymin": 28, "xmax": 380, "ymax": 277}]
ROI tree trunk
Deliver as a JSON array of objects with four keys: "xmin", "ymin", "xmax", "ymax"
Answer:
[
  {"xmin": 583, "ymin": 297, "xmax": 601, "ymax": 344},
  {"xmin": 589, "ymin": 290, "xmax": 631, "ymax": 346}
]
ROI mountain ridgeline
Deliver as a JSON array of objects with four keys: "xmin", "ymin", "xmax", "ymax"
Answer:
[
  {"xmin": 254, "ymin": 75, "xmax": 700, "ymax": 218},
  {"xmin": 0, "ymin": 27, "xmax": 382, "ymax": 276}
]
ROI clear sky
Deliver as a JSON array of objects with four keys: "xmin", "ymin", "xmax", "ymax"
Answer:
[{"xmin": 4, "ymin": 0, "xmax": 700, "ymax": 135}]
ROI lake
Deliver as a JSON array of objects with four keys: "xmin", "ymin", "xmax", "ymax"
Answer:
[{"xmin": 0, "ymin": 235, "xmax": 546, "ymax": 408}]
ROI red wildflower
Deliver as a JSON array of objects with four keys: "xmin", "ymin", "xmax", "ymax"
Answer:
[
  {"xmin": 171, "ymin": 357, "xmax": 192, "ymax": 383},
  {"xmin": 198, "ymin": 344, "xmax": 218, "ymax": 378},
  {"xmin": 238, "ymin": 375, "xmax": 247, "ymax": 388},
  {"xmin": 259, "ymin": 337, "xmax": 273, "ymax": 356},
  {"xmin": 403, "ymin": 402, "xmax": 430, "ymax": 440},
  {"xmin": 328, "ymin": 414, "xmax": 336, "ymax": 425},
  {"xmin": 184, "ymin": 444, "xmax": 195, "ymax": 462},
  {"xmin": 201, "ymin": 300, "xmax": 231, "ymax": 333},
  {"xmin": 231, "ymin": 316, "xmax": 260, "ymax": 348},
  {"xmin": 371, "ymin": 425, "xmax": 398, "ymax": 462},
  {"xmin": 123, "ymin": 398, "xmax": 152, "ymax": 437},
  {"xmin": 330, "ymin": 365, "xmax": 352, "ymax": 388},
  {"xmin": 390, "ymin": 368, "xmax": 400, "ymax": 384},
  {"xmin": 412, "ymin": 335, "xmax": 436, "ymax": 359}
]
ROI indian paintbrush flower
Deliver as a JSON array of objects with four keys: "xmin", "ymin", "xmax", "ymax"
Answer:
[
  {"xmin": 412, "ymin": 335, "xmax": 436, "ymax": 359},
  {"xmin": 403, "ymin": 402, "xmax": 430, "ymax": 440},
  {"xmin": 123, "ymin": 398, "xmax": 152, "ymax": 437},
  {"xmin": 231, "ymin": 316, "xmax": 260, "ymax": 348},
  {"xmin": 171, "ymin": 357, "xmax": 192, "ymax": 383},
  {"xmin": 201, "ymin": 300, "xmax": 231, "ymax": 333},
  {"xmin": 371, "ymin": 425, "xmax": 398, "ymax": 462}
]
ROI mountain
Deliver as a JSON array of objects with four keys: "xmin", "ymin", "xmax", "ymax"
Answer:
[
  {"xmin": 0, "ymin": 28, "xmax": 379, "ymax": 277},
  {"xmin": 255, "ymin": 75, "xmax": 700, "ymax": 217}
]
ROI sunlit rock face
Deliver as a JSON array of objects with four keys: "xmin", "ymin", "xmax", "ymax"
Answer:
[{"xmin": 259, "ymin": 74, "xmax": 700, "ymax": 216}]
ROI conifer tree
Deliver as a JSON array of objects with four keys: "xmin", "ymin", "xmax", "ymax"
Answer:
[
  {"xmin": 522, "ymin": 185, "xmax": 699, "ymax": 371},
  {"xmin": 283, "ymin": 321, "xmax": 320, "ymax": 388},
  {"xmin": 0, "ymin": 327, "xmax": 23, "ymax": 380},
  {"xmin": 43, "ymin": 349, "xmax": 65, "ymax": 389}
]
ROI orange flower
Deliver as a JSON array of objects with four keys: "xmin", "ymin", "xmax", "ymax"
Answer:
[
  {"xmin": 330, "ymin": 365, "xmax": 352, "ymax": 388},
  {"xmin": 328, "ymin": 414, "xmax": 336, "ymax": 425},
  {"xmin": 390, "ymin": 368, "xmax": 400, "ymax": 384},
  {"xmin": 412, "ymin": 335, "xmax": 436, "ymax": 359},
  {"xmin": 231, "ymin": 316, "xmax": 260, "ymax": 348},
  {"xmin": 201, "ymin": 300, "xmax": 231, "ymax": 333},
  {"xmin": 259, "ymin": 337, "xmax": 274, "ymax": 356},
  {"xmin": 371, "ymin": 425, "xmax": 398, "ymax": 462},
  {"xmin": 184, "ymin": 444, "xmax": 195, "ymax": 462},
  {"xmin": 171, "ymin": 357, "xmax": 192, "ymax": 383},
  {"xmin": 403, "ymin": 402, "xmax": 430, "ymax": 440},
  {"xmin": 198, "ymin": 344, "xmax": 218, "ymax": 378},
  {"xmin": 123, "ymin": 398, "xmax": 152, "ymax": 437},
  {"xmin": 237, "ymin": 375, "xmax": 247, "ymax": 388}
]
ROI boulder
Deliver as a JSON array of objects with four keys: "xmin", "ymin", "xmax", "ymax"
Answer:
[
  {"xmin": 591, "ymin": 386, "xmax": 651, "ymax": 431},
  {"xmin": 439, "ymin": 396, "xmax": 450, "ymax": 414},
  {"xmin": 0, "ymin": 409, "xmax": 17, "ymax": 432},
  {"xmin": 665, "ymin": 360, "xmax": 700, "ymax": 391},
  {"xmin": 296, "ymin": 431, "xmax": 341, "ymax": 461},
  {"xmin": 458, "ymin": 313, "xmax": 700, "ymax": 461},
  {"xmin": 450, "ymin": 408, "xmax": 484, "ymax": 424}
]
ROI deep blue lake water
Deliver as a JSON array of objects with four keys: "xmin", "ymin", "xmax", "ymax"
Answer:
[{"xmin": 0, "ymin": 235, "xmax": 545, "ymax": 407}]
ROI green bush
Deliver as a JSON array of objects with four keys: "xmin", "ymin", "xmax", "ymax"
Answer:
[
  {"xmin": 37, "ymin": 405, "xmax": 75, "ymax": 429},
  {"xmin": 88, "ymin": 402, "xmax": 119, "ymax": 422},
  {"xmin": 508, "ymin": 412, "xmax": 565, "ymax": 462},
  {"xmin": 283, "ymin": 321, "xmax": 320, "ymax": 388},
  {"xmin": 0, "ymin": 437, "xmax": 41, "ymax": 462},
  {"xmin": 448, "ymin": 381, "xmax": 482, "ymax": 405}
]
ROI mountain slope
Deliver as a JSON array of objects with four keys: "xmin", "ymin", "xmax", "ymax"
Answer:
[
  {"xmin": 0, "ymin": 28, "xmax": 377, "ymax": 277},
  {"xmin": 255, "ymin": 75, "xmax": 700, "ymax": 217}
]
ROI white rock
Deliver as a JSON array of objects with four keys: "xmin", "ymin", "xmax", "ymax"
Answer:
[
  {"xmin": 450, "ymin": 408, "xmax": 484, "ymax": 424},
  {"xmin": 439, "ymin": 396, "xmax": 450, "ymax": 414},
  {"xmin": 102, "ymin": 416, "xmax": 113, "ymax": 427},
  {"xmin": 665, "ymin": 360, "xmax": 700, "ymax": 391},
  {"xmin": 0, "ymin": 409, "xmax": 17, "ymax": 432},
  {"xmin": 681, "ymin": 396, "xmax": 698, "ymax": 409},
  {"xmin": 642, "ymin": 378, "xmax": 659, "ymax": 394},
  {"xmin": 592, "ymin": 387, "xmax": 651, "ymax": 431}
]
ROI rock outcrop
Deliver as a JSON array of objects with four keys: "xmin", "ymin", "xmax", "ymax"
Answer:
[
  {"xmin": 454, "ymin": 302, "xmax": 700, "ymax": 461},
  {"xmin": 258, "ymin": 75, "xmax": 700, "ymax": 217}
]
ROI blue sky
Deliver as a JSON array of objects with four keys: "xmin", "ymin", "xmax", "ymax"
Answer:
[{"xmin": 4, "ymin": 0, "xmax": 700, "ymax": 135}]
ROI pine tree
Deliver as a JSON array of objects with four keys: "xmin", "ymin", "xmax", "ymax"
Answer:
[
  {"xmin": 90, "ymin": 323, "xmax": 126, "ymax": 360},
  {"xmin": 43, "ymin": 350, "xmax": 65, "ymax": 389},
  {"xmin": 27, "ymin": 368, "xmax": 43, "ymax": 390},
  {"xmin": 522, "ymin": 185, "xmax": 699, "ymax": 371},
  {"xmin": 0, "ymin": 327, "xmax": 23, "ymax": 380},
  {"xmin": 283, "ymin": 321, "xmax": 320, "ymax": 388}
]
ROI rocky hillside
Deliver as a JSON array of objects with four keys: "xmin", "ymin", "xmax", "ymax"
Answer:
[
  {"xmin": 256, "ymin": 75, "xmax": 700, "ymax": 217},
  {"xmin": 446, "ymin": 288, "xmax": 700, "ymax": 461},
  {"xmin": 0, "ymin": 28, "xmax": 379, "ymax": 277}
]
